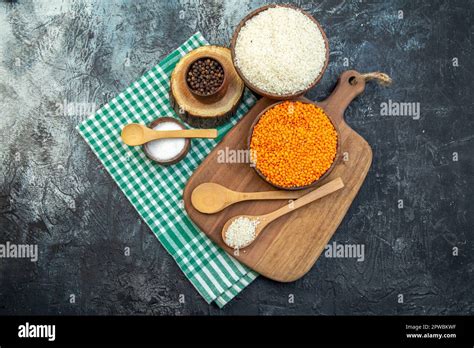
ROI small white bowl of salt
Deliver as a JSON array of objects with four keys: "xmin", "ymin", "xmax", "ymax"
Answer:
[{"xmin": 143, "ymin": 117, "xmax": 190, "ymax": 165}]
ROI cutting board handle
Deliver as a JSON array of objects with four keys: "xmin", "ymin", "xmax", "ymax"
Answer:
[{"xmin": 319, "ymin": 70, "xmax": 366, "ymax": 126}]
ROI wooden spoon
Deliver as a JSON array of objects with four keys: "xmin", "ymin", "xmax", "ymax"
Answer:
[
  {"xmin": 191, "ymin": 183, "xmax": 303, "ymax": 214},
  {"xmin": 121, "ymin": 123, "xmax": 217, "ymax": 146},
  {"xmin": 221, "ymin": 177, "xmax": 344, "ymax": 249}
]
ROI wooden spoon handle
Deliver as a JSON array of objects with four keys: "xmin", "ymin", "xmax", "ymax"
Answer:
[
  {"xmin": 147, "ymin": 129, "xmax": 217, "ymax": 140},
  {"xmin": 239, "ymin": 191, "xmax": 302, "ymax": 201},
  {"xmin": 263, "ymin": 178, "xmax": 344, "ymax": 222}
]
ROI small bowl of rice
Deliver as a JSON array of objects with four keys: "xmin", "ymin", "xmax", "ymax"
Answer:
[{"xmin": 231, "ymin": 4, "xmax": 329, "ymax": 99}]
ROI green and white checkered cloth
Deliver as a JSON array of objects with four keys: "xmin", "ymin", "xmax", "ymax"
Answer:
[{"xmin": 77, "ymin": 32, "xmax": 258, "ymax": 307}]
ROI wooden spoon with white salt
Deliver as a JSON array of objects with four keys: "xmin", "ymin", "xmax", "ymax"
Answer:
[{"xmin": 222, "ymin": 177, "xmax": 344, "ymax": 249}]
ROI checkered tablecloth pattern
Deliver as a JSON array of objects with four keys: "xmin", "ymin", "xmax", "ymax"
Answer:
[{"xmin": 77, "ymin": 32, "xmax": 258, "ymax": 307}]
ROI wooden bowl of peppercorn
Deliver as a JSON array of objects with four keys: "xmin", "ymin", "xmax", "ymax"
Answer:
[
  {"xmin": 185, "ymin": 56, "xmax": 228, "ymax": 103},
  {"xmin": 170, "ymin": 45, "xmax": 245, "ymax": 128}
]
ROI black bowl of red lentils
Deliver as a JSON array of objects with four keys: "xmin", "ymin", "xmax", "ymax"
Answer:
[
  {"xmin": 248, "ymin": 99, "xmax": 340, "ymax": 190},
  {"xmin": 185, "ymin": 57, "xmax": 227, "ymax": 99}
]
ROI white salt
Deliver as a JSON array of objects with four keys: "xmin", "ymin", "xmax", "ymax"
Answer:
[
  {"xmin": 225, "ymin": 217, "xmax": 260, "ymax": 249},
  {"xmin": 146, "ymin": 121, "xmax": 186, "ymax": 161},
  {"xmin": 234, "ymin": 6, "xmax": 327, "ymax": 95}
]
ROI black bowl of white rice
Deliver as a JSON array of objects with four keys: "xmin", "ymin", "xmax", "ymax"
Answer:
[{"xmin": 230, "ymin": 4, "xmax": 329, "ymax": 99}]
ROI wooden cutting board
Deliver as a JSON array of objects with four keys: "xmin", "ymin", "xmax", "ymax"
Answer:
[{"xmin": 183, "ymin": 70, "xmax": 373, "ymax": 282}]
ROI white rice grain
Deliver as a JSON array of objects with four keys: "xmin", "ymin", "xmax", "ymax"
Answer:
[
  {"xmin": 234, "ymin": 6, "xmax": 327, "ymax": 95},
  {"xmin": 224, "ymin": 217, "xmax": 260, "ymax": 249}
]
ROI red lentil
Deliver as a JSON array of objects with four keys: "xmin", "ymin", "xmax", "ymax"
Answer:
[{"xmin": 250, "ymin": 101, "xmax": 338, "ymax": 188}]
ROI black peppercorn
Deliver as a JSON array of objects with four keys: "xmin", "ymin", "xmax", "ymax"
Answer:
[{"xmin": 186, "ymin": 57, "xmax": 224, "ymax": 96}]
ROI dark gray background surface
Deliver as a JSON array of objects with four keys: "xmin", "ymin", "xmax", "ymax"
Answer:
[{"xmin": 0, "ymin": 0, "xmax": 473, "ymax": 315}]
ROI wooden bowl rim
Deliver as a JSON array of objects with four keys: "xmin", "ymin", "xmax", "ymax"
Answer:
[
  {"xmin": 184, "ymin": 55, "xmax": 228, "ymax": 98},
  {"xmin": 143, "ymin": 117, "xmax": 191, "ymax": 165},
  {"xmin": 247, "ymin": 99, "xmax": 341, "ymax": 191},
  {"xmin": 230, "ymin": 4, "xmax": 330, "ymax": 100}
]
